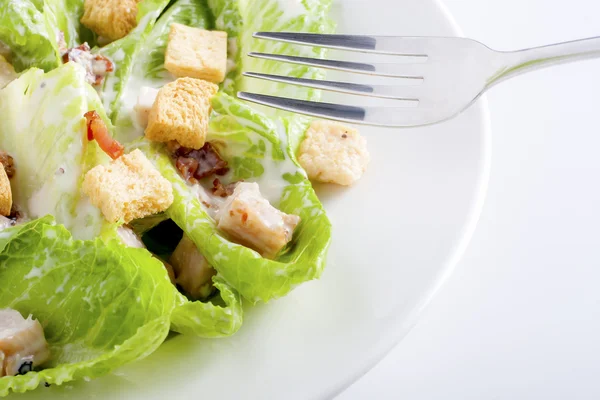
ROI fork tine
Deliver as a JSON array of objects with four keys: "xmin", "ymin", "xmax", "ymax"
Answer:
[
  {"xmin": 253, "ymin": 32, "xmax": 432, "ymax": 56},
  {"xmin": 243, "ymin": 72, "xmax": 421, "ymax": 100},
  {"xmin": 237, "ymin": 92, "xmax": 430, "ymax": 127},
  {"xmin": 248, "ymin": 52, "xmax": 425, "ymax": 78}
]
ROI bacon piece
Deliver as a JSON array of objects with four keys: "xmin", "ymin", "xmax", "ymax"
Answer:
[
  {"xmin": 84, "ymin": 111, "xmax": 124, "ymax": 160},
  {"xmin": 211, "ymin": 178, "xmax": 239, "ymax": 198},
  {"xmin": 173, "ymin": 142, "xmax": 229, "ymax": 182},
  {"xmin": 176, "ymin": 157, "xmax": 199, "ymax": 182},
  {"xmin": 62, "ymin": 42, "xmax": 114, "ymax": 87},
  {"xmin": 0, "ymin": 151, "xmax": 15, "ymax": 178}
]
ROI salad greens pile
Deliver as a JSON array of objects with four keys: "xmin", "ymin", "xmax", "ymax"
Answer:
[{"xmin": 0, "ymin": 0, "xmax": 333, "ymax": 395}]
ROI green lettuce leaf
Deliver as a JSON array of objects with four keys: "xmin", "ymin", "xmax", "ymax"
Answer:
[
  {"xmin": 0, "ymin": 0, "xmax": 61, "ymax": 71},
  {"xmin": 208, "ymin": 0, "xmax": 334, "ymax": 98},
  {"xmin": 44, "ymin": 0, "xmax": 96, "ymax": 48},
  {"xmin": 0, "ymin": 217, "xmax": 176, "ymax": 396},
  {"xmin": 170, "ymin": 277, "xmax": 243, "ymax": 336},
  {"xmin": 0, "ymin": 62, "xmax": 112, "ymax": 240},
  {"xmin": 139, "ymin": 94, "xmax": 332, "ymax": 304}
]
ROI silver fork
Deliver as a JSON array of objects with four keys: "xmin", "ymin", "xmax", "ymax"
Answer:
[{"xmin": 237, "ymin": 33, "xmax": 600, "ymax": 127}]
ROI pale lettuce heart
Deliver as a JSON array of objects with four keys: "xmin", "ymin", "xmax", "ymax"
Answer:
[
  {"xmin": 0, "ymin": 62, "xmax": 112, "ymax": 240},
  {"xmin": 0, "ymin": 217, "xmax": 176, "ymax": 397}
]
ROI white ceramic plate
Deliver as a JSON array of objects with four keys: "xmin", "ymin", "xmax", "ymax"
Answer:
[{"xmin": 18, "ymin": 0, "xmax": 490, "ymax": 399}]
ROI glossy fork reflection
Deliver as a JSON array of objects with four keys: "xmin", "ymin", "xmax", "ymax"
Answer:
[{"xmin": 238, "ymin": 33, "xmax": 600, "ymax": 127}]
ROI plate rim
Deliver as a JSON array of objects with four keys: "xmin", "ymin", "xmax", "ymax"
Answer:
[{"xmin": 328, "ymin": 0, "xmax": 493, "ymax": 397}]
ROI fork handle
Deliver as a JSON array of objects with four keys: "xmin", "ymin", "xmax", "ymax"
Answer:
[{"xmin": 492, "ymin": 36, "xmax": 600, "ymax": 84}]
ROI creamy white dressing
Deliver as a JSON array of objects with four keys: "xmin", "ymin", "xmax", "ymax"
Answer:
[
  {"xmin": 117, "ymin": 73, "xmax": 174, "ymax": 142},
  {"xmin": 0, "ymin": 217, "xmax": 14, "ymax": 231},
  {"xmin": 252, "ymin": 121, "xmax": 303, "ymax": 205},
  {"xmin": 133, "ymin": 86, "xmax": 159, "ymax": 127},
  {"xmin": 189, "ymin": 182, "xmax": 226, "ymax": 219}
]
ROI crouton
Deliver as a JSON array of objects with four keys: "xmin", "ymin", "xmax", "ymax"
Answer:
[
  {"xmin": 145, "ymin": 77, "xmax": 218, "ymax": 149},
  {"xmin": 134, "ymin": 86, "xmax": 159, "ymax": 127},
  {"xmin": 169, "ymin": 235, "xmax": 216, "ymax": 299},
  {"xmin": 82, "ymin": 149, "xmax": 173, "ymax": 223},
  {"xmin": 0, "ymin": 167, "xmax": 12, "ymax": 217},
  {"xmin": 298, "ymin": 120, "xmax": 370, "ymax": 186},
  {"xmin": 164, "ymin": 23, "xmax": 227, "ymax": 83},
  {"xmin": 80, "ymin": 0, "xmax": 140, "ymax": 42},
  {"xmin": 0, "ymin": 55, "xmax": 17, "ymax": 89},
  {"xmin": 215, "ymin": 182, "xmax": 300, "ymax": 259}
]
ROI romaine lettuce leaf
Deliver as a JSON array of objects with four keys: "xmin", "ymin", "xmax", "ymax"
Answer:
[
  {"xmin": 0, "ymin": 0, "xmax": 61, "ymax": 71},
  {"xmin": 170, "ymin": 277, "xmax": 243, "ymax": 336},
  {"xmin": 208, "ymin": 0, "xmax": 334, "ymax": 99},
  {"xmin": 139, "ymin": 94, "xmax": 332, "ymax": 304},
  {"xmin": 44, "ymin": 0, "xmax": 96, "ymax": 48},
  {"xmin": 0, "ymin": 62, "xmax": 112, "ymax": 240},
  {"xmin": 0, "ymin": 217, "xmax": 176, "ymax": 396}
]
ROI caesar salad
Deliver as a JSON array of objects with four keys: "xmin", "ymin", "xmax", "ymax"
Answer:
[{"xmin": 0, "ymin": 0, "xmax": 370, "ymax": 395}]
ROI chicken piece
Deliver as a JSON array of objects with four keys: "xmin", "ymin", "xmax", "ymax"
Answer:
[
  {"xmin": 215, "ymin": 182, "xmax": 300, "ymax": 259},
  {"xmin": 0, "ymin": 309, "xmax": 50, "ymax": 377},
  {"xmin": 298, "ymin": 120, "xmax": 370, "ymax": 185},
  {"xmin": 160, "ymin": 260, "xmax": 177, "ymax": 285},
  {"xmin": 169, "ymin": 235, "xmax": 216, "ymax": 300}
]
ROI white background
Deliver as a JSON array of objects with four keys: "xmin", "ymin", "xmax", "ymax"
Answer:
[{"xmin": 339, "ymin": 0, "xmax": 600, "ymax": 399}]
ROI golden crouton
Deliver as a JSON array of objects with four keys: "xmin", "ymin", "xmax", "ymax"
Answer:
[
  {"xmin": 80, "ymin": 0, "xmax": 140, "ymax": 42},
  {"xmin": 0, "ymin": 55, "xmax": 17, "ymax": 89},
  {"xmin": 0, "ymin": 167, "xmax": 12, "ymax": 216},
  {"xmin": 145, "ymin": 78, "xmax": 218, "ymax": 149},
  {"xmin": 82, "ymin": 149, "xmax": 174, "ymax": 223},
  {"xmin": 164, "ymin": 23, "xmax": 227, "ymax": 83}
]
